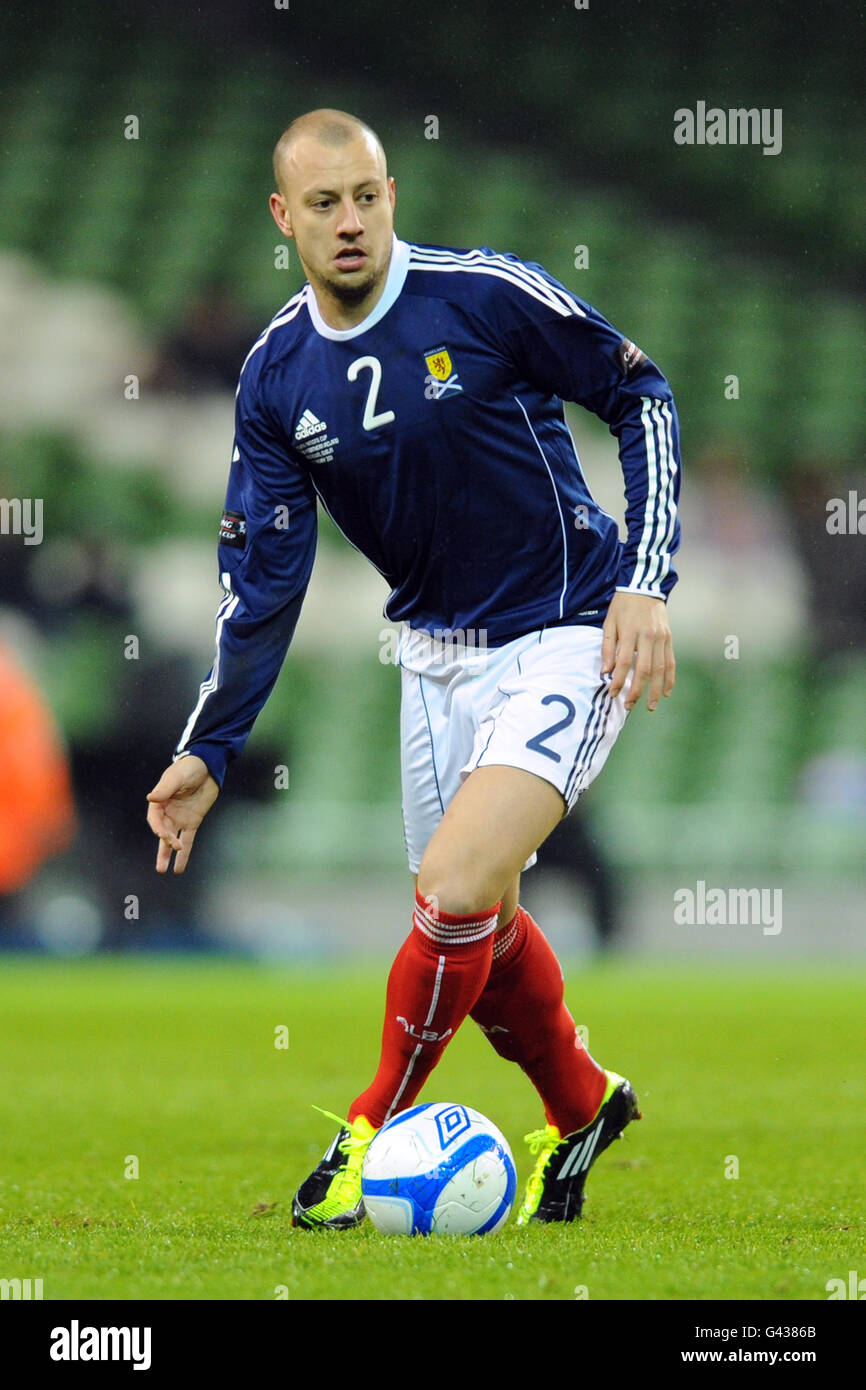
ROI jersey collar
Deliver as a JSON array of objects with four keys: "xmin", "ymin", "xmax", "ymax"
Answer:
[{"xmin": 304, "ymin": 234, "xmax": 409, "ymax": 341}]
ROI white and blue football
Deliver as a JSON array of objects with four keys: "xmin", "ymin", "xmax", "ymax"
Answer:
[{"xmin": 361, "ymin": 1102, "xmax": 517, "ymax": 1236}]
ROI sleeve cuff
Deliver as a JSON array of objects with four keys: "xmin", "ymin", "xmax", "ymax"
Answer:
[
  {"xmin": 614, "ymin": 582, "xmax": 667, "ymax": 601},
  {"xmin": 172, "ymin": 745, "xmax": 229, "ymax": 789}
]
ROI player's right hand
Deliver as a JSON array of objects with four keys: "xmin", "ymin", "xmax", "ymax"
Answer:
[{"xmin": 146, "ymin": 755, "xmax": 219, "ymax": 874}]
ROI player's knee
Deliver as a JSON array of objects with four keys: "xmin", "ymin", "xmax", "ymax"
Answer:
[{"xmin": 415, "ymin": 864, "xmax": 504, "ymax": 918}]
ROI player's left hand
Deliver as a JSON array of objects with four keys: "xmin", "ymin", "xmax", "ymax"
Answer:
[
  {"xmin": 146, "ymin": 755, "xmax": 219, "ymax": 873},
  {"xmin": 601, "ymin": 591, "xmax": 675, "ymax": 712}
]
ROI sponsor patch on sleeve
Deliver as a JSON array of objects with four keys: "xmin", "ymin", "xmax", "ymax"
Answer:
[
  {"xmin": 618, "ymin": 338, "xmax": 648, "ymax": 375},
  {"xmin": 219, "ymin": 510, "xmax": 247, "ymax": 549}
]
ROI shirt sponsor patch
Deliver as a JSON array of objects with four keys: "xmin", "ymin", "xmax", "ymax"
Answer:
[
  {"xmin": 618, "ymin": 338, "xmax": 648, "ymax": 375},
  {"xmin": 219, "ymin": 510, "xmax": 247, "ymax": 549}
]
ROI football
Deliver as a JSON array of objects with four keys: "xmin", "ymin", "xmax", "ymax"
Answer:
[{"xmin": 361, "ymin": 1101, "xmax": 517, "ymax": 1235}]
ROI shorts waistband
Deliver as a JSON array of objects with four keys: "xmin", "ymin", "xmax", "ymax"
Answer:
[{"xmin": 483, "ymin": 615, "xmax": 604, "ymax": 648}]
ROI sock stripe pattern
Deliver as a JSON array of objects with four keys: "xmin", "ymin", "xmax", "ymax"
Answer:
[
  {"xmin": 423, "ymin": 953, "xmax": 447, "ymax": 1026},
  {"xmin": 348, "ymin": 890, "xmax": 500, "ymax": 1129},
  {"xmin": 492, "ymin": 915, "xmax": 520, "ymax": 962},
  {"xmin": 384, "ymin": 894, "xmax": 498, "ymax": 1121},
  {"xmin": 386, "ymin": 1041, "xmax": 424, "ymax": 1122},
  {"xmin": 413, "ymin": 895, "xmax": 500, "ymax": 946}
]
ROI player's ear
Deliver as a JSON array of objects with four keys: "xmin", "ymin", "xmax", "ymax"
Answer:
[
  {"xmin": 387, "ymin": 176, "xmax": 396, "ymax": 212},
  {"xmin": 269, "ymin": 191, "xmax": 294, "ymax": 238}
]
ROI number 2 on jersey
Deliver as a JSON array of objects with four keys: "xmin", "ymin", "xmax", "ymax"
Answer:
[
  {"xmin": 526, "ymin": 694, "xmax": 577, "ymax": 763},
  {"xmin": 347, "ymin": 355, "xmax": 395, "ymax": 431}
]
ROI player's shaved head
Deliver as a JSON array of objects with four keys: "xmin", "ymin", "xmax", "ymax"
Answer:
[
  {"xmin": 268, "ymin": 107, "xmax": 396, "ymax": 330},
  {"xmin": 272, "ymin": 109, "xmax": 386, "ymax": 195}
]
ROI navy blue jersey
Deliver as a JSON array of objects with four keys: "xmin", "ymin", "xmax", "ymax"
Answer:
[{"xmin": 175, "ymin": 236, "xmax": 681, "ymax": 785}]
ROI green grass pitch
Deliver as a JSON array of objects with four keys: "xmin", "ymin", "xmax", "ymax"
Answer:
[{"xmin": 0, "ymin": 956, "xmax": 862, "ymax": 1301}]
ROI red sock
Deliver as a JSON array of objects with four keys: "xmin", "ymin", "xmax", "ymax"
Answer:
[
  {"xmin": 349, "ymin": 889, "xmax": 499, "ymax": 1128},
  {"xmin": 469, "ymin": 906, "xmax": 606, "ymax": 1134}
]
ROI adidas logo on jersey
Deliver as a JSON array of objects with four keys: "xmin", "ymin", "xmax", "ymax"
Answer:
[
  {"xmin": 295, "ymin": 409, "xmax": 329, "ymax": 442},
  {"xmin": 294, "ymin": 409, "xmax": 340, "ymax": 465}
]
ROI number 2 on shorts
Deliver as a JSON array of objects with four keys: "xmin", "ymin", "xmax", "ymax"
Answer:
[{"xmin": 525, "ymin": 694, "xmax": 577, "ymax": 763}]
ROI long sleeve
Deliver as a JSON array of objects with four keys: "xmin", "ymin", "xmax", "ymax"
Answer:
[
  {"xmin": 492, "ymin": 257, "xmax": 682, "ymax": 600},
  {"xmin": 173, "ymin": 367, "xmax": 318, "ymax": 787}
]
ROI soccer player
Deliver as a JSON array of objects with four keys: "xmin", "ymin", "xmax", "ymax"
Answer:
[{"xmin": 146, "ymin": 109, "xmax": 681, "ymax": 1228}]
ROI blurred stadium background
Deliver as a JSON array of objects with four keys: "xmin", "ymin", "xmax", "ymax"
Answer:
[{"xmin": 1, "ymin": 0, "xmax": 864, "ymax": 964}]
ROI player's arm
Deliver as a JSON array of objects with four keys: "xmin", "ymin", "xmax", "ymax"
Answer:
[
  {"xmin": 496, "ymin": 264, "xmax": 681, "ymax": 710},
  {"xmin": 146, "ymin": 368, "xmax": 317, "ymax": 872}
]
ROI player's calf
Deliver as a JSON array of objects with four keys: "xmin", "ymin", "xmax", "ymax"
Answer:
[{"xmin": 348, "ymin": 890, "xmax": 499, "ymax": 1127}]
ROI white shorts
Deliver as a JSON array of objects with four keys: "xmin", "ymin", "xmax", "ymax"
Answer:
[{"xmin": 398, "ymin": 622, "xmax": 631, "ymax": 874}]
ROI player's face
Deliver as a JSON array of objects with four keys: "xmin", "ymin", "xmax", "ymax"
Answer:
[{"xmin": 270, "ymin": 132, "xmax": 396, "ymax": 325}]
